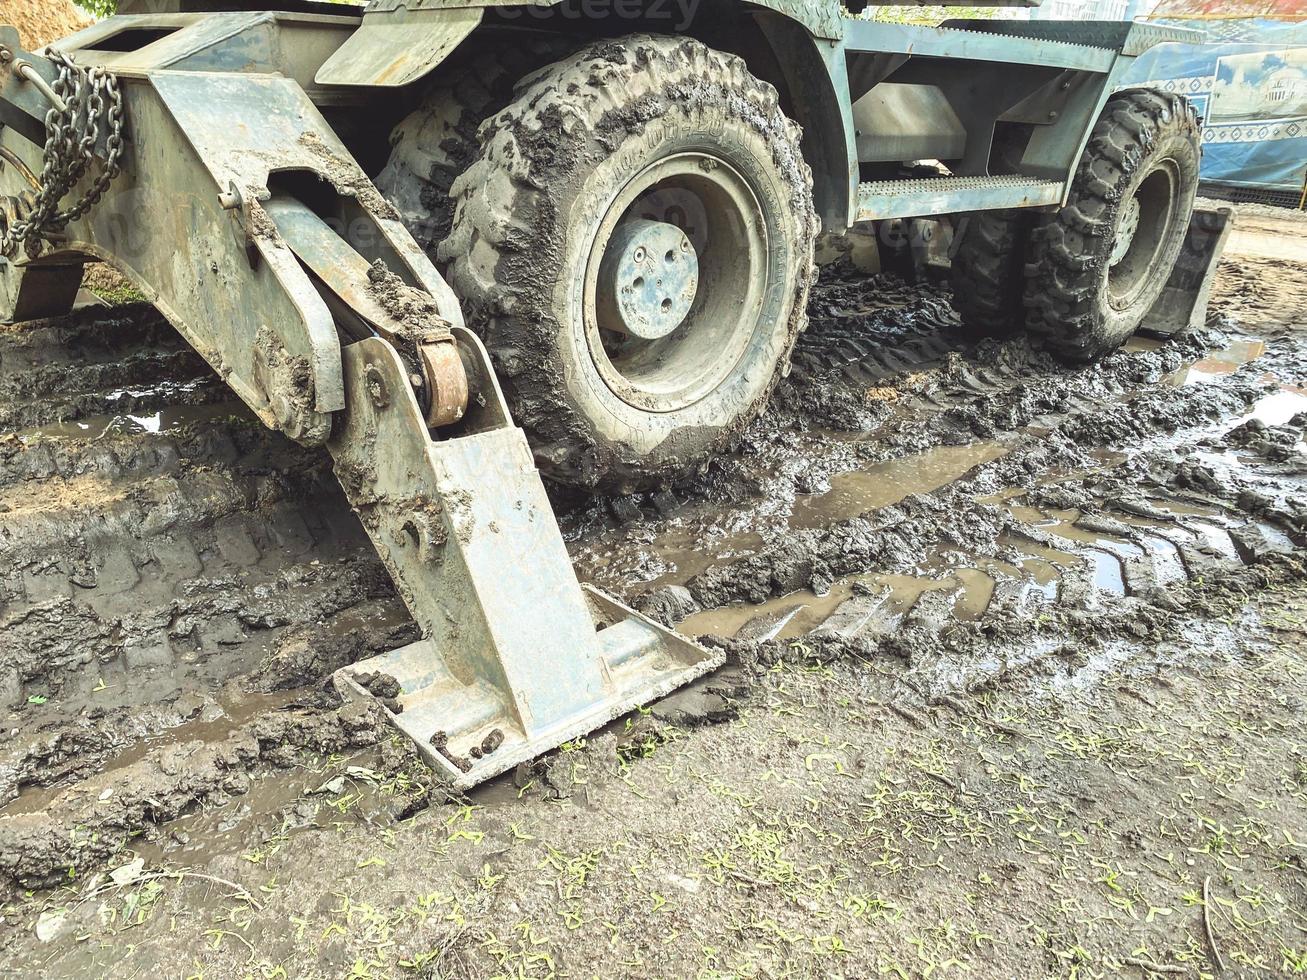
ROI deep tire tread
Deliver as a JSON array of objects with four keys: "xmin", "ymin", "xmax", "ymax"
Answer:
[
  {"xmin": 949, "ymin": 210, "xmax": 1032, "ymax": 339},
  {"xmin": 375, "ymin": 38, "xmax": 577, "ymax": 259},
  {"xmin": 1023, "ymin": 89, "xmax": 1201, "ymax": 362}
]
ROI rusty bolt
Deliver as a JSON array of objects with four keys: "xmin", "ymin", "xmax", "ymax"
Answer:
[{"xmin": 268, "ymin": 391, "xmax": 293, "ymax": 427}]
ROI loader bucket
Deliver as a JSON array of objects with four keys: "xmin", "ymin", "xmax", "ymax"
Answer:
[{"xmin": 1140, "ymin": 205, "xmax": 1234, "ymax": 338}]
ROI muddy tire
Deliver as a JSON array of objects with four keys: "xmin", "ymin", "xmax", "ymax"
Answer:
[
  {"xmin": 949, "ymin": 210, "xmax": 1032, "ymax": 338},
  {"xmin": 441, "ymin": 35, "xmax": 817, "ymax": 492},
  {"xmin": 1024, "ymin": 90, "xmax": 1201, "ymax": 362},
  {"xmin": 375, "ymin": 38, "xmax": 575, "ymax": 259}
]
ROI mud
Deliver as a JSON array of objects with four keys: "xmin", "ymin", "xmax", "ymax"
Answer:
[
  {"xmin": 0, "ymin": 298, "xmax": 410, "ymax": 898},
  {"xmin": 4, "ymin": 203, "xmax": 1307, "ymax": 975},
  {"xmin": 296, "ymin": 131, "xmax": 402, "ymax": 223}
]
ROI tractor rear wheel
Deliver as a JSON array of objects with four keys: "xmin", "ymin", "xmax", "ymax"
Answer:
[
  {"xmin": 1024, "ymin": 90, "xmax": 1201, "ymax": 361},
  {"xmin": 441, "ymin": 35, "xmax": 817, "ymax": 492}
]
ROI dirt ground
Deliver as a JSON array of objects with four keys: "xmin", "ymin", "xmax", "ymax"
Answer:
[{"xmin": 3, "ymin": 203, "xmax": 1307, "ymax": 977}]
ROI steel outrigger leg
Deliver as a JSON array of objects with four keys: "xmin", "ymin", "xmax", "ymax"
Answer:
[
  {"xmin": 328, "ymin": 330, "xmax": 721, "ymax": 789},
  {"xmin": 0, "ymin": 32, "xmax": 719, "ymax": 788}
]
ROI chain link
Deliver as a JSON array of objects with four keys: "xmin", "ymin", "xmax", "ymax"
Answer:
[{"xmin": 1, "ymin": 51, "xmax": 125, "ymax": 260}]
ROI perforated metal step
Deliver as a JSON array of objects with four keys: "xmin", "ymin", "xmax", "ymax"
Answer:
[
  {"xmin": 854, "ymin": 175, "xmax": 1064, "ymax": 222},
  {"xmin": 840, "ymin": 19, "xmax": 1119, "ymax": 73}
]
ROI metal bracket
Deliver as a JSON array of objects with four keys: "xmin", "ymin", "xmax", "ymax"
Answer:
[
  {"xmin": 329, "ymin": 333, "xmax": 722, "ymax": 788},
  {"xmin": 0, "ymin": 29, "xmax": 58, "ymax": 147},
  {"xmin": 314, "ymin": 4, "xmax": 481, "ymax": 88}
]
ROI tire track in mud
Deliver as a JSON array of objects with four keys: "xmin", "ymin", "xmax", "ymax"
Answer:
[
  {"xmin": 0, "ymin": 306, "xmax": 419, "ymax": 880},
  {"xmin": 573, "ymin": 263, "xmax": 1307, "ymax": 709},
  {"xmin": 4, "ymin": 250, "xmax": 1307, "ymax": 894}
]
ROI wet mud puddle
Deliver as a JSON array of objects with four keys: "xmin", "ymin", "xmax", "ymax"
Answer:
[
  {"xmin": 789, "ymin": 440, "xmax": 1007, "ymax": 529},
  {"xmin": 1167, "ymin": 337, "xmax": 1307, "ymax": 422},
  {"xmin": 1, "ymin": 690, "xmax": 305, "ymax": 820},
  {"xmin": 663, "ymin": 333, "xmax": 1299, "ymax": 643},
  {"xmin": 20, "ymin": 395, "xmax": 252, "ymax": 441}
]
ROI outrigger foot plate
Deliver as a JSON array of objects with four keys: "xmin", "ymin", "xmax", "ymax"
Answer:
[{"xmin": 328, "ymin": 334, "xmax": 721, "ymax": 790}]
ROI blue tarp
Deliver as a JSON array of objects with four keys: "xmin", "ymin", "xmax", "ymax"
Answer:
[{"xmin": 1126, "ymin": 20, "xmax": 1307, "ymax": 193}]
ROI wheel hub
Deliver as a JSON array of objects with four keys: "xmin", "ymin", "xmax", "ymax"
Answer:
[
  {"xmin": 583, "ymin": 151, "xmax": 768, "ymax": 414},
  {"xmin": 595, "ymin": 218, "xmax": 699, "ymax": 341},
  {"xmin": 1110, "ymin": 195, "xmax": 1142, "ymax": 268}
]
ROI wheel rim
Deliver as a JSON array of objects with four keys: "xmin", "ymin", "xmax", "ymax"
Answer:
[
  {"xmin": 583, "ymin": 152, "xmax": 769, "ymax": 414},
  {"xmin": 1107, "ymin": 160, "xmax": 1178, "ymax": 311}
]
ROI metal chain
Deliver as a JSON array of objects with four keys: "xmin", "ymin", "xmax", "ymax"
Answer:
[{"xmin": 1, "ymin": 51, "xmax": 125, "ymax": 260}]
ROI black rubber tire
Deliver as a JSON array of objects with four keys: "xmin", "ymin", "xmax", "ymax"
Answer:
[
  {"xmin": 949, "ymin": 210, "xmax": 1033, "ymax": 339},
  {"xmin": 375, "ymin": 38, "xmax": 575, "ymax": 260},
  {"xmin": 441, "ymin": 35, "xmax": 817, "ymax": 492},
  {"xmin": 1024, "ymin": 89, "xmax": 1201, "ymax": 362}
]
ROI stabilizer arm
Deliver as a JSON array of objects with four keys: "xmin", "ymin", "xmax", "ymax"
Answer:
[
  {"xmin": 0, "ymin": 31, "xmax": 720, "ymax": 789},
  {"xmin": 329, "ymin": 333, "xmax": 720, "ymax": 788}
]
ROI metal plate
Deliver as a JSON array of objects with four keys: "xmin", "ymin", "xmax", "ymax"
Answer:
[{"xmin": 315, "ymin": 5, "xmax": 481, "ymax": 86}]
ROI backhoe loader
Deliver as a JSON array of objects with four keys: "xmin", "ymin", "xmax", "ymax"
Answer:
[{"xmin": 0, "ymin": 0, "xmax": 1230, "ymax": 787}]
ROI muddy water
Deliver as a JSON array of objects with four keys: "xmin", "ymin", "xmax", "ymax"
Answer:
[
  {"xmin": 579, "ymin": 521, "xmax": 766, "ymax": 594},
  {"xmin": 667, "ymin": 334, "xmax": 1290, "ymax": 636},
  {"xmin": 1, "ymin": 690, "xmax": 305, "ymax": 819},
  {"xmin": 131, "ymin": 742, "xmax": 400, "ymax": 868},
  {"xmin": 669, "ymin": 441, "xmax": 1011, "ymax": 638},
  {"xmin": 1166, "ymin": 337, "xmax": 1307, "ymax": 426},
  {"xmin": 23, "ymin": 399, "xmax": 252, "ymax": 441},
  {"xmin": 1165, "ymin": 339, "xmax": 1267, "ymax": 386},
  {"xmin": 677, "ymin": 554, "xmax": 1065, "ymax": 640},
  {"xmin": 790, "ymin": 440, "xmax": 1008, "ymax": 528},
  {"xmin": 1243, "ymin": 389, "xmax": 1307, "ymax": 427},
  {"xmin": 589, "ymin": 326, "xmax": 1288, "ymax": 632},
  {"xmin": 677, "ymin": 569, "xmax": 960, "ymax": 641}
]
